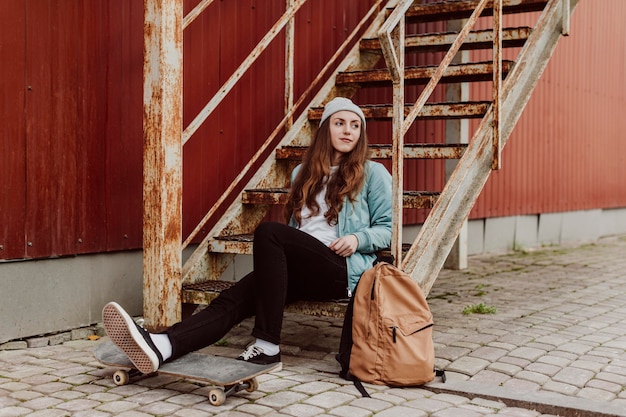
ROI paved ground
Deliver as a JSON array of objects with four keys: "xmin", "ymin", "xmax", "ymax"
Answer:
[{"xmin": 2, "ymin": 235, "xmax": 626, "ymax": 416}]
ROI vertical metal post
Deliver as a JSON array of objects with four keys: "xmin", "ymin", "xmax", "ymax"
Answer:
[
  {"xmin": 143, "ymin": 0, "xmax": 183, "ymax": 330},
  {"xmin": 444, "ymin": 19, "xmax": 469, "ymax": 270},
  {"xmin": 562, "ymin": 0, "xmax": 570, "ymax": 35},
  {"xmin": 492, "ymin": 0, "xmax": 502, "ymax": 170},
  {"xmin": 390, "ymin": 20, "xmax": 405, "ymax": 266},
  {"xmin": 285, "ymin": 0, "xmax": 295, "ymax": 130}
]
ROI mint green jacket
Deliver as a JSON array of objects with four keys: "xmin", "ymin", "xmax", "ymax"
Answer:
[{"xmin": 289, "ymin": 160, "xmax": 392, "ymax": 294}]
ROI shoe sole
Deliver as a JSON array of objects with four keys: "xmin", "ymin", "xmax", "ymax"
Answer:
[{"xmin": 102, "ymin": 302, "xmax": 159, "ymax": 374}]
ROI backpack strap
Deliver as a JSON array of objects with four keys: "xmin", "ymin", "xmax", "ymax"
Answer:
[
  {"xmin": 436, "ymin": 368, "xmax": 447, "ymax": 383},
  {"xmin": 352, "ymin": 376, "xmax": 371, "ymax": 398}
]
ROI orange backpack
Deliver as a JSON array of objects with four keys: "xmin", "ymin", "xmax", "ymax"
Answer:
[{"xmin": 348, "ymin": 261, "xmax": 445, "ymax": 387}]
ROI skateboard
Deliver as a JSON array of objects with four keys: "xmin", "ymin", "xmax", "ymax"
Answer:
[{"xmin": 93, "ymin": 341, "xmax": 282, "ymax": 406}]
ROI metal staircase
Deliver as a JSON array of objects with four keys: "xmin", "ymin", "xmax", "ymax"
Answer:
[{"xmin": 142, "ymin": 0, "xmax": 579, "ymax": 327}]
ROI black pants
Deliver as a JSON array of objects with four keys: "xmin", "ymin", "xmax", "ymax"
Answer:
[{"xmin": 165, "ymin": 222, "xmax": 348, "ymax": 360}]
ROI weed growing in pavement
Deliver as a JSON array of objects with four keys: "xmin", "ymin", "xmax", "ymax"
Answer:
[{"xmin": 462, "ymin": 302, "xmax": 497, "ymax": 315}]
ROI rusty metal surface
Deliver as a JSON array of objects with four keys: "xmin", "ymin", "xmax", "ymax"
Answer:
[
  {"xmin": 492, "ymin": 0, "xmax": 503, "ymax": 170},
  {"xmin": 336, "ymin": 61, "xmax": 513, "ymax": 86},
  {"xmin": 405, "ymin": 0, "xmax": 548, "ymax": 22},
  {"xmin": 378, "ymin": 1, "xmax": 408, "ymax": 265},
  {"xmin": 242, "ymin": 189, "xmax": 289, "ymax": 205},
  {"xmin": 308, "ymin": 102, "xmax": 489, "ymax": 120},
  {"xmin": 277, "ymin": 144, "xmax": 467, "ymax": 160},
  {"xmin": 142, "ymin": 0, "xmax": 184, "ymax": 329},
  {"xmin": 369, "ymin": 144, "xmax": 467, "ymax": 159},
  {"xmin": 361, "ymin": 27, "xmax": 532, "ymax": 52}
]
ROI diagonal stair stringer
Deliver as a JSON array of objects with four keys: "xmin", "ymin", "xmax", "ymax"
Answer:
[{"xmin": 402, "ymin": 0, "xmax": 580, "ymax": 296}]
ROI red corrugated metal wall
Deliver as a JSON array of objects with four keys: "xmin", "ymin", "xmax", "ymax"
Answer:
[
  {"xmin": 469, "ymin": 0, "xmax": 626, "ymax": 219},
  {"xmin": 0, "ymin": 0, "xmax": 377, "ymax": 260},
  {"xmin": 0, "ymin": 1, "xmax": 145, "ymax": 260},
  {"xmin": 1, "ymin": 1, "xmax": 625, "ymax": 261}
]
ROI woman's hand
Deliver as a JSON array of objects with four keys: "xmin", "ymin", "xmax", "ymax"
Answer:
[{"xmin": 329, "ymin": 234, "xmax": 359, "ymax": 257}]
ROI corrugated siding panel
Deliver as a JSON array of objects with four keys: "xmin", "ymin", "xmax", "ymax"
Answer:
[
  {"xmin": 0, "ymin": 3, "xmax": 27, "ymax": 259},
  {"xmin": 469, "ymin": 0, "xmax": 626, "ymax": 219},
  {"xmin": 1, "ymin": 1, "xmax": 144, "ymax": 260}
]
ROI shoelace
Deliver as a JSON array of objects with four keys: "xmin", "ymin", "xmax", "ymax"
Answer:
[{"xmin": 240, "ymin": 345, "xmax": 264, "ymax": 361}]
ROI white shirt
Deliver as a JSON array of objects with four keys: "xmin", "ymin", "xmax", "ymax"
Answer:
[{"xmin": 298, "ymin": 167, "xmax": 339, "ymax": 246}]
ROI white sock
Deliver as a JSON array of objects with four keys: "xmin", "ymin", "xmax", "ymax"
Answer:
[
  {"xmin": 150, "ymin": 333, "xmax": 173, "ymax": 361},
  {"xmin": 254, "ymin": 338, "xmax": 280, "ymax": 356}
]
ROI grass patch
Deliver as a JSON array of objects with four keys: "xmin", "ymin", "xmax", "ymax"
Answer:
[
  {"xmin": 462, "ymin": 302, "xmax": 497, "ymax": 315},
  {"xmin": 214, "ymin": 339, "xmax": 229, "ymax": 347}
]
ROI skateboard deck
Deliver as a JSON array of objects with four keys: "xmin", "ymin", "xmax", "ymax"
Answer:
[{"xmin": 94, "ymin": 340, "xmax": 281, "ymax": 405}]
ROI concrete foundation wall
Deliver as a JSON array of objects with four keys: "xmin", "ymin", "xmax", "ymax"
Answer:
[{"xmin": 2, "ymin": 207, "xmax": 625, "ymax": 344}]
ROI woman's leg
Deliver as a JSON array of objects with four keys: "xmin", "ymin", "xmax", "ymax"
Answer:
[
  {"xmin": 250, "ymin": 222, "xmax": 348, "ymax": 345},
  {"xmin": 104, "ymin": 222, "xmax": 348, "ymax": 367},
  {"xmin": 165, "ymin": 271, "xmax": 257, "ymax": 360}
]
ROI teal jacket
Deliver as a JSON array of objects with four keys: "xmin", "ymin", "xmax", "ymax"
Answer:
[{"xmin": 289, "ymin": 160, "xmax": 392, "ymax": 294}]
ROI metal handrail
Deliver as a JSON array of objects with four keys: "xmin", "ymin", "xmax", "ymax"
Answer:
[
  {"xmin": 377, "ymin": 0, "xmax": 504, "ymax": 264},
  {"xmin": 181, "ymin": 0, "xmax": 384, "ymax": 250},
  {"xmin": 182, "ymin": 0, "xmax": 306, "ymax": 145}
]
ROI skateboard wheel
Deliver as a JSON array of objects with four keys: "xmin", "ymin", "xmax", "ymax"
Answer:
[
  {"xmin": 113, "ymin": 370, "xmax": 129, "ymax": 386},
  {"xmin": 245, "ymin": 377, "xmax": 258, "ymax": 393},
  {"xmin": 209, "ymin": 388, "xmax": 226, "ymax": 406}
]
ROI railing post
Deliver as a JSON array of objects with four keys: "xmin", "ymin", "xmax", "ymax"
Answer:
[
  {"xmin": 492, "ymin": 0, "xmax": 502, "ymax": 170},
  {"xmin": 285, "ymin": 0, "xmax": 295, "ymax": 130},
  {"xmin": 379, "ymin": 18, "xmax": 406, "ymax": 267},
  {"xmin": 143, "ymin": 0, "xmax": 183, "ymax": 330},
  {"xmin": 562, "ymin": 0, "xmax": 570, "ymax": 35}
]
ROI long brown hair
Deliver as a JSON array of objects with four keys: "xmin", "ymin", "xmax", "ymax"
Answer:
[{"xmin": 284, "ymin": 118, "xmax": 369, "ymax": 225}]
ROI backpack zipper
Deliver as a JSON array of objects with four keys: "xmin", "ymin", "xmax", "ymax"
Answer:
[{"xmin": 390, "ymin": 323, "xmax": 433, "ymax": 343}]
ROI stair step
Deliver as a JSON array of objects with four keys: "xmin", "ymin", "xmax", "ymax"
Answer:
[
  {"xmin": 404, "ymin": 0, "xmax": 548, "ymax": 23},
  {"xmin": 360, "ymin": 27, "xmax": 532, "ymax": 53},
  {"xmin": 336, "ymin": 61, "xmax": 514, "ymax": 87},
  {"xmin": 182, "ymin": 280, "xmax": 348, "ymax": 317},
  {"xmin": 309, "ymin": 102, "xmax": 489, "ymax": 121},
  {"xmin": 277, "ymin": 143, "xmax": 468, "ymax": 161},
  {"xmin": 242, "ymin": 188, "xmax": 438, "ymax": 209},
  {"xmin": 208, "ymin": 234, "xmax": 411, "ymax": 256}
]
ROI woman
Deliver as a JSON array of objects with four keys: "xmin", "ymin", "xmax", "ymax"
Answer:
[{"xmin": 102, "ymin": 97, "xmax": 392, "ymax": 373}]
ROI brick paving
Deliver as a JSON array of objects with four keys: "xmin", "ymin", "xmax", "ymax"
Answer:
[{"xmin": 2, "ymin": 235, "xmax": 626, "ymax": 416}]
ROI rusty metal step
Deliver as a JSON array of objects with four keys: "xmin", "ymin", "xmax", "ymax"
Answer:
[
  {"xmin": 276, "ymin": 143, "xmax": 468, "ymax": 161},
  {"xmin": 336, "ymin": 61, "xmax": 514, "ymax": 87},
  {"xmin": 241, "ymin": 188, "xmax": 438, "ymax": 209},
  {"xmin": 182, "ymin": 280, "xmax": 349, "ymax": 318},
  {"xmin": 309, "ymin": 101, "xmax": 489, "ymax": 121},
  {"xmin": 208, "ymin": 234, "xmax": 411, "ymax": 257},
  {"xmin": 403, "ymin": 0, "xmax": 548, "ymax": 23},
  {"xmin": 361, "ymin": 27, "xmax": 532, "ymax": 53}
]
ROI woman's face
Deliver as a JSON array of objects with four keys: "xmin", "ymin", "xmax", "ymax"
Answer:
[{"xmin": 328, "ymin": 110, "xmax": 362, "ymax": 165}]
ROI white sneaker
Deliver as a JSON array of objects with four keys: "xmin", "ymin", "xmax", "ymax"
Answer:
[{"xmin": 102, "ymin": 302, "xmax": 163, "ymax": 373}]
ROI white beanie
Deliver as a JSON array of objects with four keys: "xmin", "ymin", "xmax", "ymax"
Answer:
[{"xmin": 320, "ymin": 97, "xmax": 366, "ymax": 128}]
